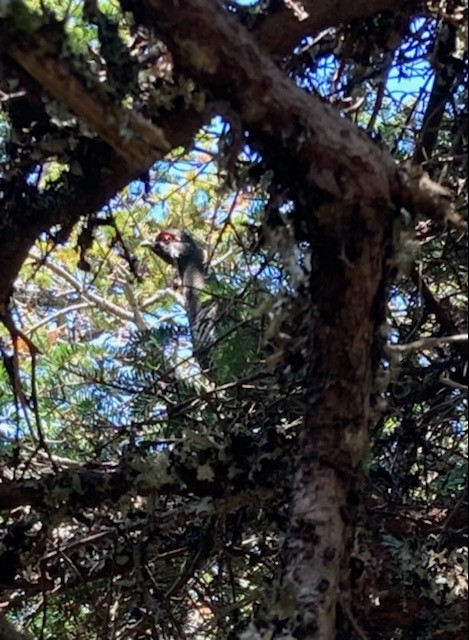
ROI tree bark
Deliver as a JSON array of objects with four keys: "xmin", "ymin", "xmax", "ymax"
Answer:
[
  {"xmin": 254, "ymin": 0, "xmax": 420, "ymax": 59},
  {"xmin": 271, "ymin": 209, "xmax": 391, "ymax": 638}
]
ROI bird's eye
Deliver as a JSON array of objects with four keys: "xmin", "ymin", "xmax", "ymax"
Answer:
[{"xmin": 157, "ymin": 231, "xmax": 175, "ymax": 243}]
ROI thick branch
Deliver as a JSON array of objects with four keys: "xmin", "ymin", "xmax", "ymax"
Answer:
[
  {"xmin": 5, "ymin": 38, "xmax": 169, "ymax": 170},
  {"xmin": 413, "ymin": 20, "xmax": 463, "ymax": 165},
  {"xmin": 0, "ymin": 111, "xmax": 204, "ymax": 309},
  {"xmin": 0, "ymin": 10, "xmax": 205, "ymax": 308},
  {"xmin": 127, "ymin": 0, "xmax": 394, "ymax": 205},
  {"xmin": 0, "ymin": 429, "xmax": 290, "ymax": 513},
  {"xmin": 253, "ymin": 0, "xmax": 421, "ymax": 59},
  {"xmin": 0, "ymin": 0, "xmax": 465, "ymax": 312},
  {"xmin": 126, "ymin": 0, "xmax": 466, "ymax": 232},
  {"xmin": 0, "ymin": 614, "xmax": 33, "ymax": 640}
]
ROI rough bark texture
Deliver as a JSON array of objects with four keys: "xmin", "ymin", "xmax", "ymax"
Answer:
[
  {"xmin": 126, "ymin": 0, "xmax": 395, "ymax": 205},
  {"xmin": 0, "ymin": 0, "xmax": 463, "ymax": 307},
  {"xmin": 0, "ymin": 2, "xmax": 466, "ymax": 638},
  {"xmin": 8, "ymin": 37, "xmax": 169, "ymax": 168},
  {"xmin": 124, "ymin": 0, "xmax": 464, "ymax": 228},
  {"xmin": 254, "ymin": 0, "xmax": 421, "ymax": 58},
  {"xmin": 273, "ymin": 207, "xmax": 391, "ymax": 638}
]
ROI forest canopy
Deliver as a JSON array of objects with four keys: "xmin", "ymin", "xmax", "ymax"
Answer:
[{"xmin": 0, "ymin": 1, "xmax": 467, "ymax": 639}]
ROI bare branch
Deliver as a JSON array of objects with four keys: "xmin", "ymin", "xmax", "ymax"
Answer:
[
  {"xmin": 254, "ymin": 0, "xmax": 420, "ymax": 58},
  {"xmin": 388, "ymin": 333, "xmax": 468, "ymax": 353}
]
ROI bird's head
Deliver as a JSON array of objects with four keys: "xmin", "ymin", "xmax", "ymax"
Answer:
[{"xmin": 144, "ymin": 229, "xmax": 205, "ymax": 274}]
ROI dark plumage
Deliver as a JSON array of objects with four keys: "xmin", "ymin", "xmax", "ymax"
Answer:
[{"xmin": 146, "ymin": 229, "xmax": 215, "ymax": 369}]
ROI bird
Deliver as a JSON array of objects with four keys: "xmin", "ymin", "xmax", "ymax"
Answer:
[{"xmin": 144, "ymin": 229, "xmax": 217, "ymax": 370}]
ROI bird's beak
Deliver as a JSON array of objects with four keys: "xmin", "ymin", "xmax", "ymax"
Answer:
[{"xmin": 141, "ymin": 240, "xmax": 154, "ymax": 248}]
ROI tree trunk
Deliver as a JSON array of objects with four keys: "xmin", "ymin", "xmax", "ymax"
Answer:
[{"xmin": 278, "ymin": 205, "xmax": 392, "ymax": 639}]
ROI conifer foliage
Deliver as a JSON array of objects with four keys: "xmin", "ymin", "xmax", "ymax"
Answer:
[{"xmin": 0, "ymin": 2, "xmax": 467, "ymax": 639}]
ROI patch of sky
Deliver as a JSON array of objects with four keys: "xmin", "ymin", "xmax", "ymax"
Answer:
[
  {"xmin": 194, "ymin": 189, "xmax": 211, "ymax": 209},
  {"xmin": 142, "ymin": 119, "xmax": 223, "ymax": 223},
  {"xmin": 0, "ymin": 416, "xmax": 17, "ymax": 439},
  {"xmin": 451, "ymin": 417, "xmax": 467, "ymax": 439},
  {"xmin": 26, "ymin": 165, "xmax": 42, "ymax": 186},
  {"xmin": 387, "ymin": 19, "xmax": 433, "ymax": 108},
  {"xmin": 295, "ymin": 16, "xmax": 434, "ymax": 151}
]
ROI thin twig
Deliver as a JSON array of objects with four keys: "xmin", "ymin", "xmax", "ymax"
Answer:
[{"xmin": 387, "ymin": 334, "xmax": 468, "ymax": 354}]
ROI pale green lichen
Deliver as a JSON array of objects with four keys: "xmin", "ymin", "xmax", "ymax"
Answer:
[
  {"xmin": 196, "ymin": 463, "xmax": 215, "ymax": 482},
  {"xmin": 130, "ymin": 450, "xmax": 184, "ymax": 490}
]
